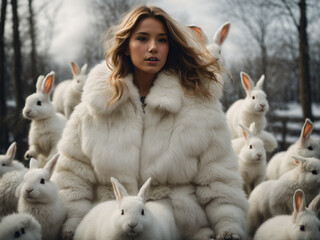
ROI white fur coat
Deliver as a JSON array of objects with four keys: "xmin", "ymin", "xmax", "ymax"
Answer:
[{"xmin": 52, "ymin": 61, "xmax": 248, "ymax": 239}]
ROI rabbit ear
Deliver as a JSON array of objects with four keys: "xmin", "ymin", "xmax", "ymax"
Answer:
[
  {"xmin": 44, "ymin": 153, "xmax": 59, "ymax": 179},
  {"xmin": 80, "ymin": 64, "xmax": 88, "ymax": 75},
  {"xmin": 213, "ymin": 22, "xmax": 230, "ymax": 46},
  {"xmin": 71, "ymin": 62, "xmax": 79, "ymax": 77},
  {"xmin": 111, "ymin": 177, "xmax": 129, "ymax": 202},
  {"xmin": 292, "ymin": 156, "xmax": 307, "ymax": 166},
  {"xmin": 240, "ymin": 72, "xmax": 253, "ymax": 95},
  {"xmin": 293, "ymin": 189, "xmax": 306, "ymax": 220},
  {"xmin": 36, "ymin": 75, "xmax": 45, "ymax": 92},
  {"xmin": 189, "ymin": 26, "xmax": 206, "ymax": 45},
  {"xmin": 41, "ymin": 71, "xmax": 55, "ymax": 96},
  {"xmin": 6, "ymin": 142, "xmax": 16, "ymax": 161},
  {"xmin": 239, "ymin": 124, "xmax": 252, "ymax": 141},
  {"xmin": 137, "ymin": 177, "xmax": 152, "ymax": 202},
  {"xmin": 29, "ymin": 158, "xmax": 39, "ymax": 169},
  {"xmin": 308, "ymin": 194, "xmax": 320, "ymax": 215},
  {"xmin": 299, "ymin": 119, "xmax": 313, "ymax": 145},
  {"xmin": 255, "ymin": 74, "xmax": 265, "ymax": 89}
]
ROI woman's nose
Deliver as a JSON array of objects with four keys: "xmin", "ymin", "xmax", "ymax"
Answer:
[{"xmin": 148, "ymin": 40, "xmax": 158, "ymax": 53}]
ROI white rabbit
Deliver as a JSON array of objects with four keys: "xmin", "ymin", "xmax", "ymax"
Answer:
[
  {"xmin": 236, "ymin": 123, "xmax": 267, "ymax": 196},
  {"xmin": 232, "ymin": 123, "xmax": 277, "ymax": 154},
  {"xmin": 74, "ymin": 177, "xmax": 180, "ymax": 240},
  {"xmin": 253, "ymin": 189, "xmax": 320, "ymax": 240},
  {"xmin": 207, "ymin": 22, "xmax": 230, "ymax": 66},
  {"xmin": 0, "ymin": 213, "xmax": 42, "ymax": 240},
  {"xmin": 248, "ymin": 156, "xmax": 320, "ymax": 238},
  {"xmin": 0, "ymin": 142, "xmax": 28, "ymax": 219},
  {"xmin": 226, "ymin": 72, "xmax": 269, "ymax": 139},
  {"xmin": 16, "ymin": 154, "xmax": 66, "ymax": 240},
  {"xmin": 22, "ymin": 71, "xmax": 66, "ymax": 167},
  {"xmin": 53, "ymin": 62, "xmax": 88, "ymax": 119},
  {"xmin": 266, "ymin": 118, "xmax": 320, "ymax": 180}
]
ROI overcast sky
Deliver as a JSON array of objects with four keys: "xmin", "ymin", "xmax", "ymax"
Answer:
[{"xmin": 49, "ymin": 0, "xmax": 243, "ymax": 65}]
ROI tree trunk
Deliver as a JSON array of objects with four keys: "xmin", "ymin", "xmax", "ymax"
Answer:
[
  {"xmin": 12, "ymin": 0, "xmax": 28, "ymax": 160},
  {"xmin": 28, "ymin": 0, "xmax": 37, "ymax": 84},
  {"xmin": 0, "ymin": 0, "xmax": 9, "ymax": 151},
  {"xmin": 299, "ymin": 0, "xmax": 313, "ymax": 120}
]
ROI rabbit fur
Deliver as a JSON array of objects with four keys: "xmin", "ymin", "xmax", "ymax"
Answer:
[
  {"xmin": 74, "ymin": 177, "xmax": 180, "ymax": 240},
  {"xmin": 53, "ymin": 62, "xmax": 88, "ymax": 119},
  {"xmin": 22, "ymin": 71, "xmax": 66, "ymax": 167},
  {"xmin": 266, "ymin": 118, "xmax": 320, "ymax": 180},
  {"xmin": 236, "ymin": 123, "xmax": 267, "ymax": 196},
  {"xmin": 253, "ymin": 189, "xmax": 320, "ymax": 240},
  {"xmin": 16, "ymin": 154, "xmax": 66, "ymax": 240},
  {"xmin": 226, "ymin": 72, "xmax": 269, "ymax": 139},
  {"xmin": 248, "ymin": 156, "xmax": 320, "ymax": 238},
  {"xmin": 0, "ymin": 212, "xmax": 42, "ymax": 240},
  {"xmin": 0, "ymin": 142, "xmax": 28, "ymax": 219}
]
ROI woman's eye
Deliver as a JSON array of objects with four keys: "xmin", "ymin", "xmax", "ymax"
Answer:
[
  {"xmin": 37, "ymin": 101, "xmax": 41, "ymax": 106},
  {"xmin": 159, "ymin": 38, "xmax": 167, "ymax": 43},
  {"xmin": 137, "ymin": 37, "xmax": 147, "ymax": 41},
  {"xmin": 40, "ymin": 178, "xmax": 45, "ymax": 184},
  {"xmin": 308, "ymin": 146, "xmax": 313, "ymax": 150}
]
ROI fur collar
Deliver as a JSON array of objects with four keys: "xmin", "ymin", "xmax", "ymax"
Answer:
[{"xmin": 82, "ymin": 61, "xmax": 223, "ymax": 116}]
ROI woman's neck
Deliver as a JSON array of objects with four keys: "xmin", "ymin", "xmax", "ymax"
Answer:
[{"xmin": 133, "ymin": 71, "xmax": 156, "ymax": 97}]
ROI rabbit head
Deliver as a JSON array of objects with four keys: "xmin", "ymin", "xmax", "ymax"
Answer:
[
  {"xmin": 70, "ymin": 62, "xmax": 88, "ymax": 93},
  {"xmin": 239, "ymin": 123, "xmax": 266, "ymax": 162},
  {"xmin": 16, "ymin": 154, "xmax": 59, "ymax": 204},
  {"xmin": 241, "ymin": 72, "xmax": 269, "ymax": 115},
  {"xmin": 296, "ymin": 119, "xmax": 320, "ymax": 159},
  {"xmin": 288, "ymin": 189, "xmax": 320, "ymax": 240},
  {"xmin": 22, "ymin": 72, "xmax": 56, "ymax": 120},
  {"xmin": 110, "ymin": 177, "xmax": 152, "ymax": 237},
  {"xmin": 0, "ymin": 142, "xmax": 18, "ymax": 176},
  {"xmin": 207, "ymin": 22, "xmax": 230, "ymax": 66},
  {"xmin": 292, "ymin": 156, "xmax": 320, "ymax": 188},
  {"xmin": 0, "ymin": 213, "xmax": 42, "ymax": 240}
]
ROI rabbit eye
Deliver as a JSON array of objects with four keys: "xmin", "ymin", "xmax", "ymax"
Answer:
[
  {"xmin": 121, "ymin": 209, "xmax": 124, "ymax": 215},
  {"xmin": 219, "ymin": 50, "xmax": 221, "ymax": 55},
  {"xmin": 37, "ymin": 100, "xmax": 41, "ymax": 106},
  {"xmin": 249, "ymin": 145, "xmax": 252, "ymax": 149},
  {"xmin": 312, "ymin": 170, "xmax": 318, "ymax": 175},
  {"xmin": 300, "ymin": 225, "xmax": 305, "ymax": 231},
  {"xmin": 141, "ymin": 209, "xmax": 144, "ymax": 215},
  {"xmin": 252, "ymin": 96, "xmax": 255, "ymax": 100},
  {"xmin": 21, "ymin": 228, "xmax": 25, "ymax": 234},
  {"xmin": 77, "ymin": 80, "xmax": 79, "ymax": 83},
  {"xmin": 40, "ymin": 178, "xmax": 45, "ymax": 184},
  {"xmin": 14, "ymin": 230, "xmax": 21, "ymax": 238},
  {"xmin": 308, "ymin": 146, "xmax": 313, "ymax": 150},
  {"xmin": 2, "ymin": 163, "xmax": 5, "ymax": 166}
]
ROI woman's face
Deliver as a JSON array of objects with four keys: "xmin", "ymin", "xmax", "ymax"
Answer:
[{"xmin": 128, "ymin": 17, "xmax": 169, "ymax": 77}]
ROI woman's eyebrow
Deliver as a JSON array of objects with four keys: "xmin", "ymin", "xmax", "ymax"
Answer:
[{"xmin": 134, "ymin": 32, "xmax": 167, "ymax": 36}]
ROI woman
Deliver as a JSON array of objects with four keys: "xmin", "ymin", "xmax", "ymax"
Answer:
[{"xmin": 52, "ymin": 6, "xmax": 248, "ymax": 240}]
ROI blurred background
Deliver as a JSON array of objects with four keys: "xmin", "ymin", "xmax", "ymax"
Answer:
[{"xmin": 1, "ymin": 0, "xmax": 319, "ymax": 160}]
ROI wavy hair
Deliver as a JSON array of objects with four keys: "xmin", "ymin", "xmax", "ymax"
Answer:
[{"xmin": 103, "ymin": 5, "xmax": 222, "ymax": 105}]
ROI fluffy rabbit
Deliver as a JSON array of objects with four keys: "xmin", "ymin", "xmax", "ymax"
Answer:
[
  {"xmin": 266, "ymin": 118, "xmax": 320, "ymax": 180},
  {"xmin": 22, "ymin": 71, "xmax": 66, "ymax": 167},
  {"xmin": 0, "ymin": 142, "xmax": 28, "ymax": 219},
  {"xmin": 226, "ymin": 72, "xmax": 269, "ymax": 139},
  {"xmin": 253, "ymin": 189, "xmax": 320, "ymax": 240},
  {"xmin": 0, "ymin": 213, "xmax": 42, "ymax": 240},
  {"xmin": 207, "ymin": 22, "xmax": 230, "ymax": 66},
  {"xmin": 16, "ymin": 154, "xmax": 66, "ymax": 240},
  {"xmin": 53, "ymin": 62, "xmax": 88, "ymax": 119},
  {"xmin": 248, "ymin": 156, "xmax": 320, "ymax": 238},
  {"xmin": 236, "ymin": 123, "xmax": 267, "ymax": 196},
  {"xmin": 74, "ymin": 177, "xmax": 180, "ymax": 240}
]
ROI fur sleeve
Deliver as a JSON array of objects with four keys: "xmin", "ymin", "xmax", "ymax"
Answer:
[
  {"xmin": 52, "ymin": 103, "xmax": 96, "ymax": 222},
  {"xmin": 193, "ymin": 104, "xmax": 249, "ymax": 239}
]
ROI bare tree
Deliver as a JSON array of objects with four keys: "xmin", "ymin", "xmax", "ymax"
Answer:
[{"xmin": 28, "ymin": 0, "xmax": 37, "ymax": 83}]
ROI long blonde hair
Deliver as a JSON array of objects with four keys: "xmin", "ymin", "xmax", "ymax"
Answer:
[{"xmin": 104, "ymin": 5, "xmax": 221, "ymax": 105}]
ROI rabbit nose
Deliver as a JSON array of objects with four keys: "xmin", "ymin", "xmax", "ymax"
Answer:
[
  {"xmin": 25, "ymin": 189, "xmax": 33, "ymax": 193},
  {"xmin": 260, "ymin": 104, "xmax": 265, "ymax": 108},
  {"xmin": 257, "ymin": 153, "xmax": 262, "ymax": 159},
  {"xmin": 128, "ymin": 223, "xmax": 137, "ymax": 229}
]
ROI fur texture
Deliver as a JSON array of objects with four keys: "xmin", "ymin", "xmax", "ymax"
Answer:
[
  {"xmin": 226, "ymin": 72, "xmax": 269, "ymax": 139},
  {"xmin": 253, "ymin": 190, "xmax": 320, "ymax": 240},
  {"xmin": 22, "ymin": 72, "xmax": 66, "ymax": 167},
  {"xmin": 266, "ymin": 118, "xmax": 320, "ymax": 179},
  {"xmin": 0, "ymin": 213, "xmax": 42, "ymax": 240},
  {"xmin": 53, "ymin": 62, "xmax": 88, "ymax": 119},
  {"xmin": 16, "ymin": 154, "xmax": 66, "ymax": 240},
  {"xmin": 248, "ymin": 156, "xmax": 320, "ymax": 238},
  {"xmin": 52, "ymin": 61, "xmax": 248, "ymax": 240}
]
